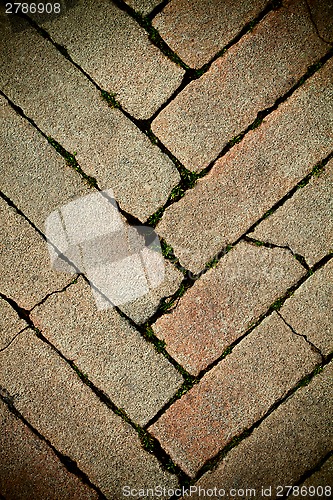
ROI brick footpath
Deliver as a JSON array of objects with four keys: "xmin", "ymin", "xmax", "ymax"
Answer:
[{"xmin": 0, "ymin": 1, "xmax": 332, "ymax": 499}]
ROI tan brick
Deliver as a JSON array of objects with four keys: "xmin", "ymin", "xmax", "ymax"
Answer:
[
  {"xmin": 0, "ymin": 198, "xmax": 71, "ymax": 310},
  {"xmin": 152, "ymin": 0, "xmax": 330, "ymax": 172},
  {"xmin": 0, "ymin": 329, "xmax": 179, "ymax": 497},
  {"xmin": 124, "ymin": 0, "xmax": 161, "ymax": 14},
  {"xmin": 0, "ymin": 399, "xmax": 98, "ymax": 500},
  {"xmin": 156, "ymin": 59, "xmax": 333, "ymax": 273},
  {"xmin": 153, "ymin": 242, "xmax": 306, "ymax": 375},
  {"xmin": 0, "ymin": 13, "xmax": 179, "ymax": 222},
  {"xmin": 0, "ymin": 96, "xmax": 90, "ymax": 232},
  {"xmin": 251, "ymin": 162, "xmax": 333, "ymax": 266},
  {"xmin": 0, "ymin": 297, "xmax": 27, "ymax": 350},
  {"xmin": 301, "ymin": 456, "xmax": 333, "ymax": 490},
  {"xmin": 279, "ymin": 261, "xmax": 333, "ymax": 356},
  {"xmin": 193, "ymin": 362, "xmax": 333, "ymax": 497},
  {"xmin": 149, "ymin": 312, "xmax": 320, "ymax": 477},
  {"xmin": 40, "ymin": 0, "xmax": 184, "ymax": 119},
  {"xmin": 153, "ymin": 0, "xmax": 268, "ymax": 68},
  {"xmin": 31, "ymin": 277, "xmax": 183, "ymax": 426},
  {"xmin": 307, "ymin": 0, "xmax": 333, "ymax": 43}
]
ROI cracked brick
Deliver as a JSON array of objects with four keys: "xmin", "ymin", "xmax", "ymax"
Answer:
[
  {"xmin": 153, "ymin": 241, "xmax": 306, "ymax": 375},
  {"xmin": 30, "ymin": 277, "xmax": 183, "ymax": 426},
  {"xmin": 0, "ymin": 297, "xmax": 27, "ymax": 350},
  {"xmin": 155, "ymin": 58, "xmax": 333, "ymax": 273},
  {"xmin": 250, "ymin": 160, "xmax": 333, "ymax": 266},
  {"xmin": 279, "ymin": 260, "xmax": 333, "ymax": 356},
  {"xmin": 192, "ymin": 362, "xmax": 333, "ymax": 497},
  {"xmin": 0, "ymin": 329, "xmax": 179, "ymax": 497},
  {"xmin": 149, "ymin": 312, "xmax": 320, "ymax": 477}
]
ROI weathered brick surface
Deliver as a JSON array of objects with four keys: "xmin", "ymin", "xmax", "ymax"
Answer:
[
  {"xmin": 251, "ymin": 162, "xmax": 333, "ymax": 266},
  {"xmin": 0, "ymin": 13, "xmax": 179, "ymax": 222},
  {"xmin": 124, "ymin": 0, "xmax": 161, "ymax": 15},
  {"xmin": 193, "ymin": 362, "xmax": 333, "ymax": 497},
  {"xmin": 307, "ymin": 0, "xmax": 333, "ymax": 42},
  {"xmin": 156, "ymin": 59, "xmax": 333, "ymax": 273},
  {"xmin": 0, "ymin": 96, "xmax": 90, "ymax": 232},
  {"xmin": 153, "ymin": 242, "xmax": 306, "ymax": 375},
  {"xmin": 31, "ymin": 277, "xmax": 183, "ymax": 425},
  {"xmin": 0, "ymin": 198, "xmax": 71, "ymax": 310},
  {"xmin": 0, "ymin": 399, "xmax": 98, "ymax": 500},
  {"xmin": 279, "ymin": 261, "xmax": 333, "ymax": 356},
  {"xmin": 301, "ymin": 455, "xmax": 333, "ymax": 489},
  {"xmin": 0, "ymin": 329, "xmax": 179, "ymax": 497},
  {"xmin": 0, "ymin": 297, "xmax": 27, "ymax": 350},
  {"xmin": 153, "ymin": 0, "xmax": 268, "ymax": 68},
  {"xmin": 40, "ymin": 0, "xmax": 184, "ymax": 120},
  {"xmin": 152, "ymin": 0, "xmax": 330, "ymax": 172},
  {"xmin": 118, "ymin": 260, "xmax": 183, "ymax": 324},
  {"xmin": 149, "ymin": 313, "xmax": 320, "ymax": 477}
]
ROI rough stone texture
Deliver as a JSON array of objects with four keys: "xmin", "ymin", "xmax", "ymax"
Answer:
[
  {"xmin": 153, "ymin": 241, "xmax": 306, "ymax": 375},
  {"xmin": 0, "ymin": 96, "xmax": 90, "ymax": 232},
  {"xmin": 30, "ymin": 277, "xmax": 183, "ymax": 426},
  {"xmin": 124, "ymin": 0, "xmax": 162, "ymax": 15},
  {"xmin": 0, "ymin": 13, "xmax": 180, "ymax": 222},
  {"xmin": 118, "ymin": 260, "xmax": 184, "ymax": 324},
  {"xmin": 193, "ymin": 362, "xmax": 333, "ymax": 497},
  {"xmin": 156, "ymin": 59, "xmax": 333, "ymax": 273},
  {"xmin": 152, "ymin": 0, "xmax": 330, "ymax": 172},
  {"xmin": 307, "ymin": 0, "xmax": 333, "ymax": 43},
  {"xmin": 0, "ymin": 329, "xmax": 179, "ymax": 497},
  {"xmin": 0, "ymin": 198, "xmax": 72, "ymax": 310},
  {"xmin": 149, "ymin": 313, "xmax": 320, "ymax": 477},
  {"xmin": 0, "ymin": 297, "xmax": 27, "ymax": 350},
  {"xmin": 301, "ymin": 455, "xmax": 333, "ymax": 489},
  {"xmin": 40, "ymin": 0, "xmax": 184, "ymax": 120},
  {"xmin": 279, "ymin": 260, "xmax": 333, "ymax": 356},
  {"xmin": 153, "ymin": 0, "xmax": 268, "ymax": 68},
  {"xmin": 251, "ymin": 162, "xmax": 333, "ymax": 266},
  {"xmin": 0, "ymin": 399, "xmax": 98, "ymax": 500}
]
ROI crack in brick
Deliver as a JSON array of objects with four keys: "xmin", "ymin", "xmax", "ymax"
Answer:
[
  {"xmin": 277, "ymin": 311, "xmax": 325, "ymax": 362},
  {"xmin": 305, "ymin": 0, "xmax": 333, "ymax": 45}
]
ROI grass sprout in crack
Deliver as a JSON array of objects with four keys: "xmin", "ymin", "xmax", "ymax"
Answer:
[{"xmin": 45, "ymin": 189, "xmax": 165, "ymax": 310}]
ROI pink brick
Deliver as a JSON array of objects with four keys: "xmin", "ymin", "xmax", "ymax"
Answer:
[
  {"xmin": 152, "ymin": 0, "xmax": 330, "ymax": 171},
  {"xmin": 153, "ymin": 241, "xmax": 306, "ymax": 375},
  {"xmin": 149, "ymin": 313, "xmax": 320, "ymax": 477}
]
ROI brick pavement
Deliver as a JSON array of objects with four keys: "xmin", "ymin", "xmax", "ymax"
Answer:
[{"xmin": 1, "ymin": 0, "xmax": 332, "ymax": 498}]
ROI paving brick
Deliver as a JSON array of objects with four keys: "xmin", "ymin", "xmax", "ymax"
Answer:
[
  {"xmin": 152, "ymin": 0, "xmax": 330, "ymax": 172},
  {"xmin": 0, "ymin": 96, "xmax": 90, "ymax": 232},
  {"xmin": 251, "ymin": 162, "xmax": 333, "ymax": 266},
  {"xmin": 0, "ymin": 297, "xmax": 27, "ymax": 350},
  {"xmin": 118, "ymin": 260, "xmax": 183, "ymax": 324},
  {"xmin": 155, "ymin": 59, "xmax": 333, "ymax": 273},
  {"xmin": 0, "ymin": 399, "xmax": 98, "ymax": 500},
  {"xmin": 31, "ymin": 277, "xmax": 183, "ymax": 426},
  {"xmin": 279, "ymin": 260, "xmax": 333, "ymax": 356},
  {"xmin": 301, "ymin": 455, "xmax": 333, "ymax": 490},
  {"xmin": 124, "ymin": 0, "xmax": 161, "ymax": 14},
  {"xmin": 0, "ymin": 329, "xmax": 179, "ymax": 497},
  {"xmin": 0, "ymin": 198, "xmax": 71, "ymax": 310},
  {"xmin": 153, "ymin": 241, "xmax": 306, "ymax": 375},
  {"xmin": 192, "ymin": 362, "xmax": 333, "ymax": 496},
  {"xmin": 149, "ymin": 312, "xmax": 320, "ymax": 477},
  {"xmin": 40, "ymin": 0, "xmax": 184, "ymax": 120},
  {"xmin": 153, "ymin": 0, "xmax": 268, "ymax": 68},
  {"xmin": 307, "ymin": 0, "xmax": 333, "ymax": 43},
  {"xmin": 0, "ymin": 13, "xmax": 180, "ymax": 222}
]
